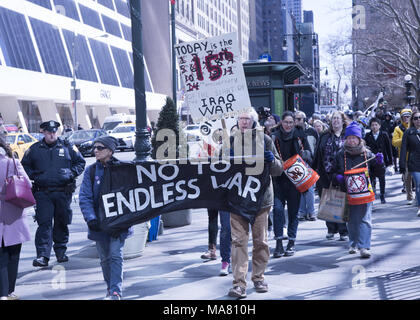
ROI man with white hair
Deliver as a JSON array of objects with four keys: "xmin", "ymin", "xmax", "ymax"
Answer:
[{"xmin": 227, "ymin": 108, "xmax": 283, "ymax": 298}]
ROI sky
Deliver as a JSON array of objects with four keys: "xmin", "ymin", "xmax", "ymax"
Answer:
[{"xmin": 302, "ymin": 0, "xmax": 353, "ymax": 105}]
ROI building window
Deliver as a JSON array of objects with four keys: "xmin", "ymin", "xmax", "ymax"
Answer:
[
  {"xmin": 102, "ymin": 15, "xmax": 122, "ymax": 38},
  {"xmin": 52, "ymin": 0, "xmax": 80, "ymax": 21},
  {"xmin": 114, "ymin": 0, "xmax": 130, "ymax": 18},
  {"xmin": 79, "ymin": 4, "xmax": 103, "ymax": 31},
  {"xmin": 62, "ymin": 30, "xmax": 98, "ymax": 82},
  {"xmin": 89, "ymin": 38, "xmax": 119, "ymax": 86},
  {"xmin": 98, "ymin": 0, "xmax": 115, "ymax": 11},
  {"xmin": 30, "ymin": 17, "xmax": 72, "ymax": 77},
  {"xmin": 0, "ymin": 7, "xmax": 41, "ymax": 72},
  {"xmin": 120, "ymin": 24, "xmax": 132, "ymax": 42},
  {"xmin": 26, "ymin": 0, "xmax": 52, "ymax": 10},
  {"xmin": 111, "ymin": 46, "xmax": 133, "ymax": 88}
]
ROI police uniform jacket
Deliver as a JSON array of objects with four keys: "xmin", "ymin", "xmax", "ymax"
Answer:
[{"xmin": 21, "ymin": 137, "xmax": 86, "ymax": 188}]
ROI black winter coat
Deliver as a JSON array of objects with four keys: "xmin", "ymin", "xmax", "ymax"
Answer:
[
  {"xmin": 364, "ymin": 131, "xmax": 393, "ymax": 167},
  {"xmin": 399, "ymin": 127, "xmax": 420, "ymax": 173}
]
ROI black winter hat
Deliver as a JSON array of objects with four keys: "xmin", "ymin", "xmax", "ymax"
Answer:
[{"xmin": 94, "ymin": 136, "xmax": 119, "ymax": 152}]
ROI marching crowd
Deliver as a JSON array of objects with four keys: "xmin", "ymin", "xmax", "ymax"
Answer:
[{"xmin": 0, "ymin": 106, "xmax": 419, "ymax": 300}]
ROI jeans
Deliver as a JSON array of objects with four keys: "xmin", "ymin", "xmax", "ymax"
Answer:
[
  {"xmin": 0, "ymin": 243, "xmax": 22, "ymax": 297},
  {"xmin": 207, "ymin": 209, "xmax": 218, "ymax": 245},
  {"xmin": 410, "ymin": 171, "xmax": 420, "ymax": 206},
  {"xmin": 347, "ymin": 203, "xmax": 372, "ymax": 249},
  {"xmin": 230, "ymin": 207, "xmax": 270, "ymax": 289},
  {"xmin": 273, "ymin": 179, "xmax": 300, "ymax": 241},
  {"xmin": 298, "ymin": 185, "xmax": 316, "ymax": 218},
  {"xmin": 404, "ymin": 171, "xmax": 414, "ymax": 201},
  {"xmin": 95, "ymin": 235, "xmax": 126, "ymax": 297},
  {"xmin": 219, "ymin": 211, "xmax": 231, "ymax": 263}
]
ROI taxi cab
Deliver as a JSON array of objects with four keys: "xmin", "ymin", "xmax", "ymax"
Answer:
[{"xmin": 5, "ymin": 132, "xmax": 38, "ymax": 160}]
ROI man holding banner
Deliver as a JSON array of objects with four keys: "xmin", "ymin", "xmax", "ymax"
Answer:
[{"xmin": 227, "ymin": 109, "xmax": 283, "ymax": 298}]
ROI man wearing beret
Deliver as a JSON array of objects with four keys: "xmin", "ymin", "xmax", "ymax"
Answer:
[
  {"xmin": 79, "ymin": 136, "xmax": 132, "ymax": 300},
  {"xmin": 21, "ymin": 120, "xmax": 86, "ymax": 267}
]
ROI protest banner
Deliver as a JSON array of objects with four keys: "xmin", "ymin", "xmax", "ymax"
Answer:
[
  {"xmin": 97, "ymin": 159, "xmax": 270, "ymax": 233},
  {"xmin": 174, "ymin": 32, "xmax": 252, "ymax": 124}
]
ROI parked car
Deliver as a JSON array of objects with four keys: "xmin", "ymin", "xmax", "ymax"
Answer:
[
  {"xmin": 67, "ymin": 129, "xmax": 108, "ymax": 157},
  {"xmin": 184, "ymin": 124, "xmax": 203, "ymax": 142},
  {"xmin": 5, "ymin": 132, "xmax": 37, "ymax": 160},
  {"xmin": 30, "ymin": 132, "xmax": 44, "ymax": 141},
  {"xmin": 109, "ymin": 124, "xmax": 136, "ymax": 151}
]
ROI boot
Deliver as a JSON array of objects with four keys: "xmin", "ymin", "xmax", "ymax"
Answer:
[
  {"xmin": 273, "ymin": 240, "xmax": 284, "ymax": 258},
  {"xmin": 284, "ymin": 240, "xmax": 295, "ymax": 257},
  {"xmin": 201, "ymin": 244, "xmax": 217, "ymax": 260},
  {"xmin": 380, "ymin": 194, "xmax": 386, "ymax": 204}
]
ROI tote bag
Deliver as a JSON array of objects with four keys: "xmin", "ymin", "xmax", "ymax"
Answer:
[
  {"xmin": 5, "ymin": 157, "xmax": 36, "ymax": 208},
  {"xmin": 317, "ymin": 185, "xmax": 348, "ymax": 223}
]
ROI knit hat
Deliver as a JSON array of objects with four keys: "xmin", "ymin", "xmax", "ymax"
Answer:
[
  {"xmin": 345, "ymin": 121, "xmax": 362, "ymax": 139},
  {"xmin": 400, "ymin": 108, "xmax": 412, "ymax": 117},
  {"xmin": 94, "ymin": 136, "xmax": 119, "ymax": 152}
]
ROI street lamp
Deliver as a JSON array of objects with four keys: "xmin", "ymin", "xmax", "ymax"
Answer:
[
  {"xmin": 404, "ymin": 74, "xmax": 415, "ymax": 107},
  {"xmin": 71, "ymin": 33, "xmax": 108, "ymax": 131},
  {"xmin": 130, "ymin": 0, "xmax": 152, "ymax": 161}
]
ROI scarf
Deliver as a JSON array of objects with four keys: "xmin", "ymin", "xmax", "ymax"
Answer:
[
  {"xmin": 344, "ymin": 140, "xmax": 366, "ymax": 155},
  {"xmin": 279, "ymin": 126, "xmax": 294, "ymax": 141},
  {"xmin": 323, "ymin": 132, "xmax": 344, "ymax": 173}
]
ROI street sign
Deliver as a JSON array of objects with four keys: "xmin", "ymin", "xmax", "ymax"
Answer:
[{"xmin": 70, "ymin": 89, "xmax": 81, "ymax": 100}]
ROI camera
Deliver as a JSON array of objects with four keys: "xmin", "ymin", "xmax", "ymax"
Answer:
[{"xmin": 257, "ymin": 107, "xmax": 271, "ymax": 124}]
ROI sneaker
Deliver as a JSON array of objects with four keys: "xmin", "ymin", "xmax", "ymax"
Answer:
[
  {"xmin": 326, "ymin": 233, "xmax": 334, "ymax": 240},
  {"xmin": 32, "ymin": 256, "xmax": 49, "ymax": 267},
  {"xmin": 360, "ymin": 248, "xmax": 371, "ymax": 259},
  {"xmin": 7, "ymin": 293, "xmax": 19, "ymax": 300},
  {"xmin": 56, "ymin": 254, "xmax": 69, "ymax": 263},
  {"xmin": 284, "ymin": 240, "xmax": 295, "ymax": 257},
  {"xmin": 402, "ymin": 188, "xmax": 406, "ymax": 193},
  {"xmin": 417, "ymin": 209, "xmax": 420, "ymax": 217},
  {"xmin": 228, "ymin": 286, "xmax": 246, "ymax": 298},
  {"xmin": 407, "ymin": 199, "xmax": 414, "ymax": 205},
  {"xmin": 308, "ymin": 215, "xmax": 317, "ymax": 221},
  {"xmin": 201, "ymin": 244, "xmax": 217, "ymax": 260},
  {"xmin": 298, "ymin": 217, "xmax": 306, "ymax": 221},
  {"xmin": 339, "ymin": 235, "xmax": 349, "ymax": 241},
  {"xmin": 348, "ymin": 247, "xmax": 357, "ymax": 254},
  {"xmin": 110, "ymin": 292, "xmax": 121, "ymax": 300},
  {"xmin": 220, "ymin": 262, "xmax": 229, "ymax": 276},
  {"xmin": 0, "ymin": 296, "xmax": 8, "ymax": 300},
  {"xmin": 254, "ymin": 281, "xmax": 268, "ymax": 293}
]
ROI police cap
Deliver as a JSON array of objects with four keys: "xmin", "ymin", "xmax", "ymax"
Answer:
[{"xmin": 40, "ymin": 120, "xmax": 60, "ymax": 133}]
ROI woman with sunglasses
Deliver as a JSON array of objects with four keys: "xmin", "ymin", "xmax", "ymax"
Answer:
[
  {"xmin": 399, "ymin": 111, "xmax": 420, "ymax": 217},
  {"xmin": 79, "ymin": 136, "xmax": 133, "ymax": 300}
]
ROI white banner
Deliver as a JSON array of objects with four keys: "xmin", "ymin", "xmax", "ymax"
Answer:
[{"xmin": 174, "ymin": 33, "xmax": 251, "ymax": 123}]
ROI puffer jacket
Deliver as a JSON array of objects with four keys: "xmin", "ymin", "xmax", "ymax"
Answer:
[
  {"xmin": 392, "ymin": 122, "xmax": 409, "ymax": 156},
  {"xmin": 399, "ymin": 127, "xmax": 420, "ymax": 173}
]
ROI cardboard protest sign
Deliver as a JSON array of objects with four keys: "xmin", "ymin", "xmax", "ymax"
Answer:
[
  {"xmin": 174, "ymin": 33, "xmax": 251, "ymax": 123},
  {"xmin": 97, "ymin": 159, "xmax": 270, "ymax": 233}
]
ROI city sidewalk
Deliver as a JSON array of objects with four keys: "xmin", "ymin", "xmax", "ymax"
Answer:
[{"xmin": 13, "ymin": 174, "xmax": 420, "ymax": 300}]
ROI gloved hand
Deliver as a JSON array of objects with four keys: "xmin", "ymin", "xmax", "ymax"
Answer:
[
  {"xmin": 87, "ymin": 219, "xmax": 101, "ymax": 232},
  {"xmin": 375, "ymin": 152, "xmax": 384, "ymax": 165},
  {"xmin": 336, "ymin": 174, "xmax": 345, "ymax": 184},
  {"xmin": 264, "ymin": 150, "xmax": 274, "ymax": 162}
]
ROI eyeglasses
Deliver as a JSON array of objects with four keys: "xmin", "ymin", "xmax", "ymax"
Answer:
[
  {"xmin": 413, "ymin": 116, "xmax": 420, "ymax": 121},
  {"xmin": 93, "ymin": 146, "xmax": 107, "ymax": 151}
]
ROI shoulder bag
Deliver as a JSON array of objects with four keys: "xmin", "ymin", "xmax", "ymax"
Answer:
[{"xmin": 5, "ymin": 157, "xmax": 36, "ymax": 208}]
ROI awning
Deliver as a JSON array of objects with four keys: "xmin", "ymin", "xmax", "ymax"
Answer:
[
  {"xmin": 243, "ymin": 61, "xmax": 306, "ymax": 83},
  {"xmin": 284, "ymin": 84, "xmax": 317, "ymax": 93}
]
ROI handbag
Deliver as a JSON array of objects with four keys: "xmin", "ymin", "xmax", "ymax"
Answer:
[
  {"xmin": 317, "ymin": 184, "xmax": 348, "ymax": 223},
  {"xmin": 4, "ymin": 157, "xmax": 36, "ymax": 208}
]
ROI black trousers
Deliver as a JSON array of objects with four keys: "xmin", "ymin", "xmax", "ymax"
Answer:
[
  {"xmin": 0, "ymin": 240, "xmax": 22, "ymax": 297},
  {"xmin": 371, "ymin": 173, "xmax": 386, "ymax": 196},
  {"xmin": 207, "ymin": 208, "xmax": 219, "ymax": 245}
]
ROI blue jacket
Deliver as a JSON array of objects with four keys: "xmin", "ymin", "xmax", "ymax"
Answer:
[{"xmin": 79, "ymin": 157, "xmax": 132, "ymax": 241}]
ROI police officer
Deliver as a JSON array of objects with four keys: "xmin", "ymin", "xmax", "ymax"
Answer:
[{"xmin": 21, "ymin": 120, "xmax": 86, "ymax": 267}]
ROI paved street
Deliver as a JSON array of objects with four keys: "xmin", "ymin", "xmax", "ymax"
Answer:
[{"xmin": 12, "ymin": 152, "xmax": 420, "ymax": 300}]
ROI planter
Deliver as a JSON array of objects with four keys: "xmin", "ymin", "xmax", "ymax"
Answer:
[
  {"xmin": 123, "ymin": 221, "xmax": 150, "ymax": 259},
  {"xmin": 161, "ymin": 209, "xmax": 192, "ymax": 228}
]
